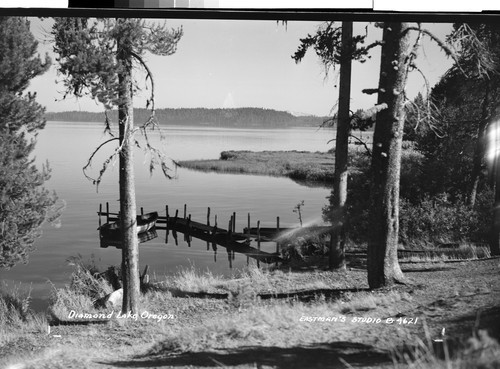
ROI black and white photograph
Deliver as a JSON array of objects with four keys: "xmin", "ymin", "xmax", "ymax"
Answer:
[{"xmin": 0, "ymin": 6, "xmax": 499, "ymax": 368}]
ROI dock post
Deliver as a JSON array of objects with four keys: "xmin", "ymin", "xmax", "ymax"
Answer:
[
  {"xmin": 276, "ymin": 216, "xmax": 280, "ymax": 256},
  {"xmin": 141, "ymin": 207, "xmax": 144, "ymax": 215},
  {"xmin": 140, "ymin": 265, "xmax": 150, "ymax": 286},
  {"xmin": 183, "ymin": 204, "xmax": 187, "ymax": 219},
  {"xmin": 228, "ymin": 218, "xmax": 233, "ymax": 241},
  {"xmin": 173, "ymin": 229, "xmax": 178, "ymax": 246},
  {"xmin": 257, "ymin": 220, "xmax": 261, "ymax": 269},
  {"xmin": 106, "ymin": 202, "xmax": 109, "ymax": 223},
  {"xmin": 98, "ymin": 203, "xmax": 102, "ymax": 227},
  {"xmin": 257, "ymin": 220, "xmax": 261, "ymax": 251},
  {"xmin": 207, "ymin": 207, "xmax": 211, "ymax": 227},
  {"xmin": 232, "ymin": 212, "xmax": 236, "ymax": 232},
  {"xmin": 166, "ymin": 205, "xmax": 169, "ymax": 221},
  {"xmin": 174, "ymin": 210, "xmax": 179, "ymax": 225},
  {"xmin": 247, "ymin": 213, "xmax": 250, "ymax": 235},
  {"xmin": 215, "ymin": 215, "xmax": 218, "ymax": 228}
]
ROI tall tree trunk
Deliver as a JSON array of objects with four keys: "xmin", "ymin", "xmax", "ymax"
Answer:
[
  {"xmin": 117, "ymin": 36, "xmax": 140, "ymax": 314},
  {"xmin": 468, "ymin": 81, "xmax": 490, "ymax": 207},
  {"xmin": 490, "ymin": 102, "xmax": 500, "ymax": 256},
  {"xmin": 492, "ymin": 153, "xmax": 500, "ymax": 255},
  {"xmin": 367, "ymin": 23, "xmax": 411, "ymax": 288},
  {"xmin": 329, "ymin": 21, "xmax": 352, "ymax": 271}
]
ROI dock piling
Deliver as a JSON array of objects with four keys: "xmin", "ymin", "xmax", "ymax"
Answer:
[
  {"xmin": 228, "ymin": 218, "xmax": 233, "ymax": 241},
  {"xmin": 99, "ymin": 204, "xmax": 102, "ymax": 227},
  {"xmin": 257, "ymin": 220, "xmax": 261, "ymax": 251},
  {"xmin": 276, "ymin": 216, "xmax": 280, "ymax": 254}
]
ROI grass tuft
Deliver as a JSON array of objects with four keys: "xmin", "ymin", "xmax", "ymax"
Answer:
[
  {"xmin": 393, "ymin": 329, "xmax": 500, "ymax": 369},
  {"xmin": 0, "ymin": 283, "xmax": 48, "ymax": 346}
]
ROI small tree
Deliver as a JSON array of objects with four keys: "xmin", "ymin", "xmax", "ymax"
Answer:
[
  {"xmin": 0, "ymin": 17, "xmax": 57, "ymax": 269},
  {"xmin": 52, "ymin": 17, "xmax": 182, "ymax": 313},
  {"xmin": 293, "ymin": 21, "xmax": 380, "ymax": 270}
]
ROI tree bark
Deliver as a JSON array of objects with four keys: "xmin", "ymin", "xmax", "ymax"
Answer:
[
  {"xmin": 329, "ymin": 21, "xmax": 352, "ymax": 271},
  {"xmin": 490, "ymin": 103, "xmax": 500, "ymax": 256},
  {"xmin": 468, "ymin": 81, "xmax": 490, "ymax": 207},
  {"xmin": 117, "ymin": 35, "xmax": 140, "ymax": 314},
  {"xmin": 367, "ymin": 23, "xmax": 410, "ymax": 289},
  {"xmin": 491, "ymin": 152, "xmax": 500, "ymax": 255}
]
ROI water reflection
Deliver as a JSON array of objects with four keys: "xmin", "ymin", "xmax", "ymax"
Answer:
[
  {"xmin": 98, "ymin": 215, "xmax": 282, "ymax": 269},
  {"xmin": 0, "ymin": 123, "xmax": 332, "ymax": 307}
]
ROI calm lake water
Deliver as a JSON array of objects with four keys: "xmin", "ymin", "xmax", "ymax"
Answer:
[{"xmin": 0, "ymin": 121, "xmax": 335, "ymax": 310}]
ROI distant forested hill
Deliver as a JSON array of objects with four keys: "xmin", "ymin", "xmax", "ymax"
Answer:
[{"xmin": 45, "ymin": 108, "xmax": 327, "ymax": 128}]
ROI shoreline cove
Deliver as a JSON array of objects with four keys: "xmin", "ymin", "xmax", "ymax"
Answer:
[{"xmin": 67, "ymin": 310, "xmax": 176, "ymax": 322}]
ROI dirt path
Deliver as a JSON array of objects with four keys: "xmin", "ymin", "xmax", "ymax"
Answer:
[{"xmin": 2, "ymin": 258, "xmax": 499, "ymax": 369}]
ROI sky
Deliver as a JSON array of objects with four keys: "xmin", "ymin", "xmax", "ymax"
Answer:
[{"xmin": 28, "ymin": 18, "xmax": 454, "ymax": 117}]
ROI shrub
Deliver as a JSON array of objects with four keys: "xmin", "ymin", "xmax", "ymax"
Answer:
[
  {"xmin": 280, "ymin": 235, "xmax": 328, "ymax": 261},
  {"xmin": 0, "ymin": 283, "xmax": 32, "ymax": 326},
  {"xmin": 66, "ymin": 254, "xmax": 114, "ymax": 301},
  {"xmin": 323, "ymin": 144, "xmax": 492, "ymax": 248},
  {"xmin": 399, "ymin": 191, "xmax": 492, "ymax": 248}
]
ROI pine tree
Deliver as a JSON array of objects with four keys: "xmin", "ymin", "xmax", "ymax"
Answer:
[
  {"xmin": 293, "ymin": 21, "xmax": 379, "ymax": 270},
  {"xmin": 52, "ymin": 17, "xmax": 182, "ymax": 313},
  {"xmin": 0, "ymin": 17, "xmax": 57, "ymax": 269}
]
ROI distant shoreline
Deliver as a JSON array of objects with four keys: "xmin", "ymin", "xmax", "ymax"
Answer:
[
  {"xmin": 45, "ymin": 120, "xmax": 325, "ymax": 130},
  {"xmin": 45, "ymin": 107, "xmax": 329, "ymax": 129}
]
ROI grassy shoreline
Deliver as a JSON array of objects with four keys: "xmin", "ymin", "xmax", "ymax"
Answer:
[
  {"xmin": 2, "ymin": 258, "xmax": 500, "ymax": 368},
  {"xmin": 178, "ymin": 150, "xmax": 339, "ymax": 184}
]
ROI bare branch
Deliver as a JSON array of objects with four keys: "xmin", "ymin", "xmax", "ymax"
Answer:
[
  {"xmin": 358, "ymin": 103, "xmax": 388, "ymax": 120},
  {"xmin": 411, "ymin": 63, "xmax": 431, "ymax": 96},
  {"xmin": 84, "ymin": 114, "xmax": 134, "ymax": 190},
  {"xmin": 82, "ymin": 137, "xmax": 119, "ymax": 188},
  {"xmin": 103, "ymin": 110, "xmax": 115, "ymax": 137},
  {"xmin": 349, "ymin": 134, "xmax": 372, "ymax": 156},
  {"xmin": 447, "ymin": 23, "xmax": 498, "ymax": 78},
  {"xmin": 362, "ymin": 88, "xmax": 380, "ymax": 95},
  {"xmin": 404, "ymin": 25, "xmax": 422, "ymax": 80},
  {"xmin": 405, "ymin": 26, "xmax": 463, "ymax": 73},
  {"xmin": 362, "ymin": 40, "xmax": 384, "ymax": 53},
  {"xmin": 131, "ymin": 51, "xmax": 155, "ymax": 112}
]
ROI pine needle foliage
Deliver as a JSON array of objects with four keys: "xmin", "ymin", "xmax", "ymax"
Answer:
[{"xmin": 0, "ymin": 17, "xmax": 58, "ymax": 269}]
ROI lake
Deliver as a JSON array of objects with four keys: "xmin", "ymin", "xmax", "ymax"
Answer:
[{"xmin": 0, "ymin": 121, "xmax": 335, "ymax": 310}]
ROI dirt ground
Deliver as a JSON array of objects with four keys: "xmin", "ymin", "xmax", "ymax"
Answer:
[{"xmin": 2, "ymin": 257, "xmax": 500, "ymax": 369}]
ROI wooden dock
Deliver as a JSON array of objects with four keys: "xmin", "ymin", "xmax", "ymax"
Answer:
[{"xmin": 97, "ymin": 202, "xmax": 333, "ymax": 265}]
